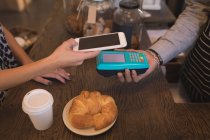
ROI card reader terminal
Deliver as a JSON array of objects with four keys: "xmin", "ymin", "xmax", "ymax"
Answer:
[{"xmin": 96, "ymin": 51, "xmax": 149, "ymax": 77}]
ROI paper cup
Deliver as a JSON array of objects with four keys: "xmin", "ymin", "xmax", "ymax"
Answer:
[{"xmin": 22, "ymin": 89, "xmax": 54, "ymax": 130}]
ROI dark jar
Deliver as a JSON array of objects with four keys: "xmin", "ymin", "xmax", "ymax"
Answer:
[{"xmin": 112, "ymin": 0, "xmax": 143, "ymax": 49}]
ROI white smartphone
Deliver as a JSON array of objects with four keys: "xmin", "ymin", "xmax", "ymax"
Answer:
[{"xmin": 73, "ymin": 32, "xmax": 127, "ymax": 52}]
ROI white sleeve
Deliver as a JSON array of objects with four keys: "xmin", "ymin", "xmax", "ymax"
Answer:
[{"xmin": 150, "ymin": 0, "xmax": 210, "ymax": 64}]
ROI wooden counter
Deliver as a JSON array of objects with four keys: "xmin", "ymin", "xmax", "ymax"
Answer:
[{"xmin": 0, "ymin": 1, "xmax": 210, "ymax": 140}]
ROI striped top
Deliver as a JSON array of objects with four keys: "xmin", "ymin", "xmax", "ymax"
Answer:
[{"xmin": 181, "ymin": 17, "xmax": 210, "ymax": 102}]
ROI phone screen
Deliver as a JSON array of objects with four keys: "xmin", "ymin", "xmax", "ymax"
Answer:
[{"xmin": 79, "ymin": 33, "xmax": 120, "ymax": 50}]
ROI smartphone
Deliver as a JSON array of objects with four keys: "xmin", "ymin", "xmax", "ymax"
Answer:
[
  {"xmin": 96, "ymin": 51, "xmax": 149, "ymax": 77},
  {"xmin": 73, "ymin": 32, "xmax": 127, "ymax": 52}
]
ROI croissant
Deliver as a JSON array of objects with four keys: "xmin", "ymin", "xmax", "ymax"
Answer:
[{"xmin": 69, "ymin": 91, "xmax": 118, "ymax": 130}]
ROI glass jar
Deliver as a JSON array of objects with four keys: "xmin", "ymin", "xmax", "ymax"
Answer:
[
  {"xmin": 63, "ymin": 0, "xmax": 85, "ymax": 36},
  {"xmin": 79, "ymin": 0, "xmax": 114, "ymax": 36},
  {"xmin": 112, "ymin": 0, "xmax": 143, "ymax": 49}
]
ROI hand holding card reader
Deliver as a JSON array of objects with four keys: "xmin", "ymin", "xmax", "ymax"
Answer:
[{"xmin": 96, "ymin": 51, "xmax": 149, "ymax": 77}]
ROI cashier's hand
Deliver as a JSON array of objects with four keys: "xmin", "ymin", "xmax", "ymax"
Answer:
[
  {"xmin": 117, "ymin": 49, "xmax": 159, "ymax": 83},
  {"xmin": 49, "ymin": 38, "xmax": 100, "ymax": 67}
]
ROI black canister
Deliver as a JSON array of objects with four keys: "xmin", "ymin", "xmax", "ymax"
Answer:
[{"xmin": 112, "ymin": 0, "xmax": 143, "ymax": 49}]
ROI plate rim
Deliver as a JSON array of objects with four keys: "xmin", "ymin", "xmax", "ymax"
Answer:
[{"xmin": 62, "ymin": 97, "xmax": 117, "ymax": 136}]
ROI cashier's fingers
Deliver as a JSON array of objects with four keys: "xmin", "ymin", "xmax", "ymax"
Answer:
[
  {"xmin": 124, "ymin": 69, "xmax": 132, "ymax": 83},
  {"xmin": 131, "ymin": 70, "xmax": 150, "ymax": 83},
  {"xmin": 117, "ymin": 72, "xmax": 125, "ymax": 83},
  {"xmin": 117, "ymin": 69, "xmax": 132, "ymax": 83}
]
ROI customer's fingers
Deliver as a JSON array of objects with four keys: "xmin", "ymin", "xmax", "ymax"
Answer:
[
  {"xmin": 62, "ymin": 38, "xmax": 77, "ymax": 49},
  {"xmin": 82, "ymin": 51, "xmax": 100, "ymax": 59},
  {"xmin": 33, "ymin": 77, "xmax": 52, "ymax": 85},
  {"xmin": 43, "ymin": 73, "xmax": 67, "ymax": 84},
  {"xmin": 55, "ymin": 68, "xmax": 71, "ymax": 80}
]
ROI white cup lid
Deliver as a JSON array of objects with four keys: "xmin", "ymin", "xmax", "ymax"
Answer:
[{"xmin": 22, "ymin": 89, "xmax": 54, "ymax": 114}]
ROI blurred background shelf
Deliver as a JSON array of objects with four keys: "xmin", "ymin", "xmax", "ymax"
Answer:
[{"xmin": 0, "ymin": 0, "xmax": 56, "ymax": 34}]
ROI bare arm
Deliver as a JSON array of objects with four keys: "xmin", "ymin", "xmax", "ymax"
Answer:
[
  {"xmin": 1, "ymin": 25, "xmax": 96, "ymax": 86},
  {"xmin": 2, "ymin": 25, "xmax": 69, "ymax": 85},
  {"xmin": 0, "ymin": 56, "xmax": 56, "ymax": 90},
  {"xmin": 0, "ymin": 38, "xmax": 99, "ymax": 90}
]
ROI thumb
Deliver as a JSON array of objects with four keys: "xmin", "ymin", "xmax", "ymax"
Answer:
[
  {"xmin": 82, "ymin": 51, "xmax": 100, "ymax": 59},
  {"xmin": 62, "ymin": 38, "xmax": 77, "ymax": 49}
]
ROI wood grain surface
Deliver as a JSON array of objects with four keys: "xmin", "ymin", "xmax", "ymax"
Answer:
[{"xmin": 0, "ymin": 1, "xmax": 210, "ymax": 140}]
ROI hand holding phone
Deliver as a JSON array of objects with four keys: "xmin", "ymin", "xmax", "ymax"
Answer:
[{"xmin": 73, "ymin": 32, "xmax": 127, "ymax": 52}]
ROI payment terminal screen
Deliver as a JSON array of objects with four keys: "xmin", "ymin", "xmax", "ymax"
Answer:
[
  {"xmin": 103, "ymin": 54, "xmax": 125, "ymax": 62},
  {"xmin": 79, "ymin": 33, "xmax": 120, "ymax": 50}
]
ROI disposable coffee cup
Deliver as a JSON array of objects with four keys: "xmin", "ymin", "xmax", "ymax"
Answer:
[{"xmin": 22, "ymin": 89, "xmax": 54, "ymax": 130}]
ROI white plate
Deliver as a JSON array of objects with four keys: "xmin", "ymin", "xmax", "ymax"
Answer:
[{"xmin": 62, "ymin": 97, "xmax": 116, "ymax": 136}]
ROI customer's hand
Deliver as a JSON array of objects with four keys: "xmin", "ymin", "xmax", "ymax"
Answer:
[
  {"xmin": 49, "ymin": 38, "xmax": 100, "ymax": 68},
  {"xmin": 117, "ymin": 49, "xmax": 159, "ymax": 83},
  {"xmin": 33, "ymin": 68, "xmax": 71, "ymax": 85},
  {"xmin": 33, "ymin": 38, "xmax": 99, "ymax": 86}
]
